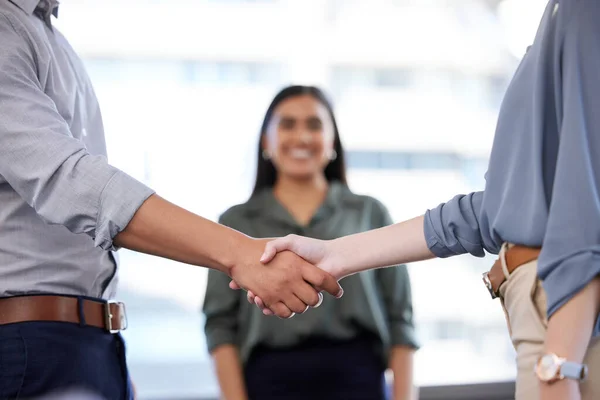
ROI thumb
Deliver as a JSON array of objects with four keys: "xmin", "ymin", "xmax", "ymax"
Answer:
[{"xmin": 260, "ymin": 236, "xmax": 294, "ymax": 263}]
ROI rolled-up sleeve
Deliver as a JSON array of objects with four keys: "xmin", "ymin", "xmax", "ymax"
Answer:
[
  {"xmin": 202, "ymin": 213, "xmax": 241, "ymax": 352},
  {"xmin": 0, "ymin": 14, "xmax": 154, "ymax": 251},
  {"xmin": 538, "ymin": 0, "xmax": 600, "ymax": 326},
  {"xmin": 373, "ymin": 202, "xmax": 419, "ymax": 349},
  {"xmin": 423, "ymin": 191, "xmax": 495, "ymax": 258}
]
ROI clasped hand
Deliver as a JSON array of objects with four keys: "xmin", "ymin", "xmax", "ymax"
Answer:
[{"xmin": 229, "ymin": 235, "xmax": 340, "ymax": 318}]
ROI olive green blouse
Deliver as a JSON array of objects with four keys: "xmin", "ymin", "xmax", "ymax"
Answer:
[{"xmin": 202, "ymin": 182, "xmax": 419, "ymax": 366}]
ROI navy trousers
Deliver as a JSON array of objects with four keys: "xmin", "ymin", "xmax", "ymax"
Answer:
[
  {"xmin": 244, "ymin": 336, "xmax": 387, "ymax": 400},
  {"xmin": 0, "ymin": 321, "xmax": 132, "ymax": 400}
]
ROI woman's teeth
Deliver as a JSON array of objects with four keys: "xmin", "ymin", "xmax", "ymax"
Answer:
[{"xmin": 289, "ymin": 149, "xmax": 312, "ymax": 159}]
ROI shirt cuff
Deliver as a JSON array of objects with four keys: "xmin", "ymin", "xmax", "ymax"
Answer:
[
  {"xmin": 390, "ymin": 323, "xmax": 420, "ymax": 350},
  {"xmin": 94, "ymin": 170, "xmax": 155, "ymax": 251},
  {"xmin": 540, "ymin": 251, "xmax": 600, "ymax": 336},
  {"xmin": 423, "ymin": 210, "xmax": 456, "ymax": 258},
  {"xmin": 205, "ymin": 326, "xmax": 237, "ymax": 353}
]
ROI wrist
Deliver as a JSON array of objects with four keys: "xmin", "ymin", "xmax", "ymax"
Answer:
[
  {"xmin": 327, "ymin": 238, "xmax": 349, "ymax": 280},
  {"xmin": 222, "ymin": 232, "xmax": 268, "ymax": 278},
  {"xmin": 535, "ymin": 352, "xmax": 587, "ymax": 400},
  {"xmin": 539, "ymin": 378, "xmax": 580, "ymax": 400},
  {"xmin": 220, "ymin": 233, "xmax": 261, "ymax": 277}
]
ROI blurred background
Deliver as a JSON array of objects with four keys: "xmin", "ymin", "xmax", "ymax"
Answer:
[{"xmin": 55, "ymin": 0, "xmax": 547, "ymax": 398}]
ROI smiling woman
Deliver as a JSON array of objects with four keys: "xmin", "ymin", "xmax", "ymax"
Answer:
[
  {"xmin": 253, "ymin": 86, "xmax": 346, "ymax": 225},
  {"xmin": 202, "ymin": 85, "xmax": 419, "ymax": 400}
]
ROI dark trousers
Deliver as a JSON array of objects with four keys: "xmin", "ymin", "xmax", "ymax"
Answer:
[
  {"xmin": 0, "ymin": 321, "xmax": 132, "ymax": 400},
  {"xmin": 244, "ymin": 336, "xmax": 387, "ymax": 400}
]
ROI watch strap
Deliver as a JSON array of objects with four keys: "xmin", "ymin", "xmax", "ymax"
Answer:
[{"xmin": 560, "ymin": 361, "xmax": 588, "ymax": 381}]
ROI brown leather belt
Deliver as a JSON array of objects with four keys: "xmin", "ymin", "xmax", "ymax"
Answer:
[
  {"xmin": 0, "ymin": 295, "xmax": 128, "ymax": 333},
  {"xmin": 483, "ymin": 245, "xmax": 541, "ymax": 299}
]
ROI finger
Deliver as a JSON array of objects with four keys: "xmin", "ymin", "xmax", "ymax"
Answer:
[
  {"xmin": 260, "ymin": 235, "xmax": 296, "ymax": 263},
  {"xmin": 247, "ymin": 291, "xmax": 255, "ymax": 304},
  {"xmin": 283, "ymin": 293, "xmax": 310, "ymax": 315},
  {"xmin": 314, "ymin": 292, "xmax": 324, "ymax": 308},
  {"xmin": 254, "ymin": 296, "xmax": 265, "ymax": 309},
  {"xmin": 259, "ymin": 242, "xmax": 277, "ymax": 264},
  {"xmin": 269, "ymin": 302, "xmax": 294, "ymax": 319},
  {"xmin": 254, "ymin": 296, "xmax": 274, "ymax": 316},
  {"xmin": 303, "ymin": 267, "xmax": 344, "ymax": 299},
  {"xmin": 294, "ymin": 282, "xmax": 320, "ymax": 308},
  {"xmin": 229, "ymin": 281, "xmax": 242, "ymax": 290}
]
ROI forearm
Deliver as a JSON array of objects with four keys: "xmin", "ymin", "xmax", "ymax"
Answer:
[
  {"xmin": 212, "ymin": 345, "xmax": 249, "ymax": 400},
  {"xmin": 389, "ymin": 346, "xmax": 416, "ymax": 400},
  {"xmin": 114, "ymin": 194, "xmax": 252, "ymax": 275},
  {"xmin": 540, "ymin": 277, "xmax": 600, "ymax": 400},
  {"xmin": 544, "ymin": 276, "xmax": 600, "ymax": 360},
  {"xmin": 330, "ymin": 215, "xmax": 435, "ymax": 278}
]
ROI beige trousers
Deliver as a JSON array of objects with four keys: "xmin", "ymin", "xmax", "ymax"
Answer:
[{"xmin": 497, "ymin": 243, "xmax": 600, "ymax": 400}]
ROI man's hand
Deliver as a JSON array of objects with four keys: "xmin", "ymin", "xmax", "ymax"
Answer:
[
  {"xmin": 230, "ymin": 235, "xmax": 341, "ymax": 315},
  {"xmin": 230, "ymin": 237, "xmax": 343, "ymax": 318}
]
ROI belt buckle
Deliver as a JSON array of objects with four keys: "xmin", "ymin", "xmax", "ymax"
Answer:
[
  {"xmin": 482, "ymin": 272, "xmax": 498, "ymax": 300},
  {"xmin": 105, "ymin": 300, "xmax": 128, "ymax": 334}
]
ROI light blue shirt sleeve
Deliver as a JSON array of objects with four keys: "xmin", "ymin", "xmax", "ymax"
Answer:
[
  {"xmin": 424, "ymin": 191, "xmax": 499, "ymax": 258},
  {"xmin": 537, "ymin": 0, "xmax": 600, "ymax": 323}
]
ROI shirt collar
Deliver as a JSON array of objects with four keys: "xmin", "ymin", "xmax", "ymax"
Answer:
[
  {"xmin": 244, "ymin": 181, "xmax": 356, "ymax": 227},
  {"xmin": 10, "ymin": 0, "xmax": 59, "ymax": 25},
  {"xmin": 10, "ymin": 0, "xmax": 56, "ymax": 15}
]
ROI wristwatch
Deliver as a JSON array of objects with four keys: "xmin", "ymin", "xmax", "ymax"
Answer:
[{"xmin": 535, "ymin": 353, "xmax": 588, "ymax": 384}]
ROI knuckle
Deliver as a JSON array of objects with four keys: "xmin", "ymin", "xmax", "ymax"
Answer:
[
  {"xmin": 279, "ymin": 275, "xmax": 291, "ymax": 286},
  {"xmin": 314, "ymin": 274, "xmax": 326, "ymax": 287},
  {"xmin": 263, "ymin": 295, "xmax": 274, "ymax": 306}
]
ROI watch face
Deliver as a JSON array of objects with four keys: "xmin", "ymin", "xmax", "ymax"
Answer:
[{"xmin": 537, "ymin": 354, "xmax": 560, "ymax": 381}]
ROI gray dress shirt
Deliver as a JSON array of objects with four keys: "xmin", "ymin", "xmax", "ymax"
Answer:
[
  {"xmin": 203, "ymin": 183, "xmax": 419, "ymax": 367},
  {"xmin": 424, "ymin": 0, "xmax": 600, "ymax": 335},
  {"xmin": 0, "ymin": 0, "xmax": 154, "ymax": 298}
]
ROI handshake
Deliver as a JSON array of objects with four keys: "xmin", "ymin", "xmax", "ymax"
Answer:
[{"xmin": 227, "ymin": 234, "xmax": 344, "ymax": 319}]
